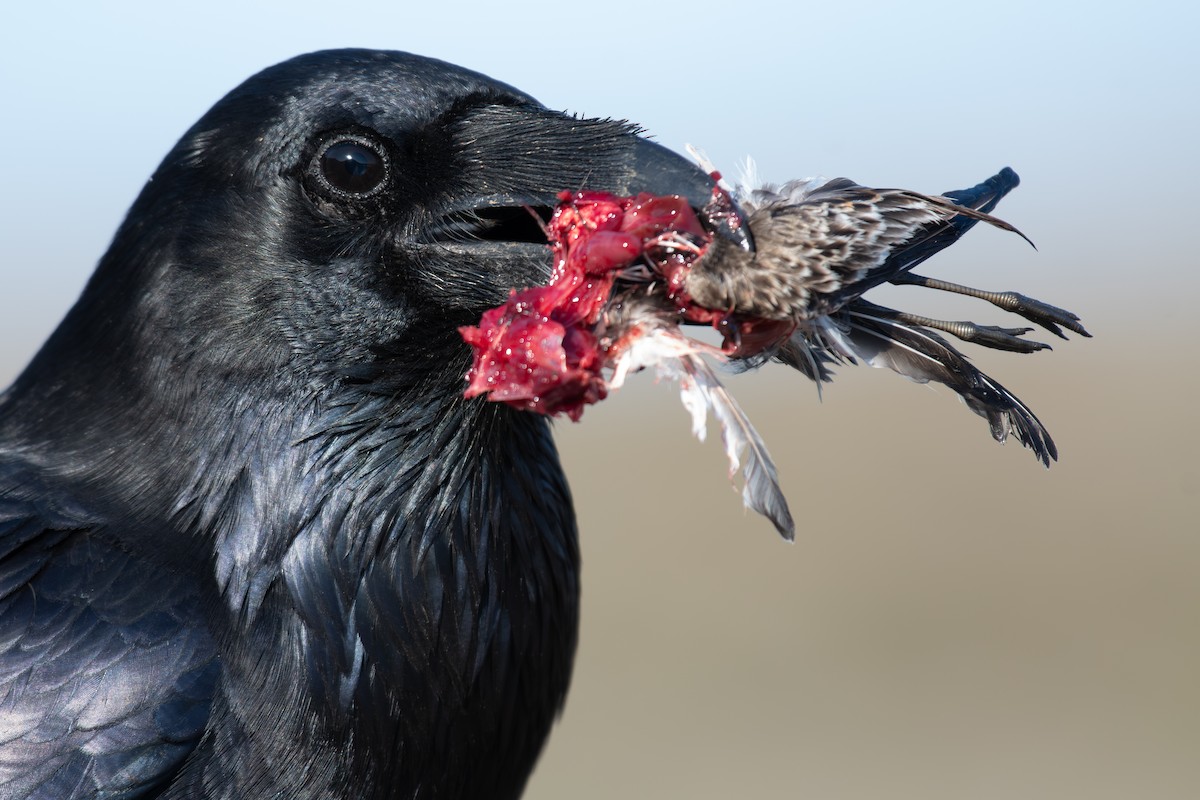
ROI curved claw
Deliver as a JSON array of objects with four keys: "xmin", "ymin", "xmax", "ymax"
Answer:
[
  {"xmin": 990, "ymin": 291, "xmax": 1091, "ymax": 339},
  {"xmin": 952, "ymin": 323, "xmax": 1050, "ymax": 353}
]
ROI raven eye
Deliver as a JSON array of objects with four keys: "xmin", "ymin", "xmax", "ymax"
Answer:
[{"xmin": 319, "ymin": 139, "xmax": 386, "ymax": 195}]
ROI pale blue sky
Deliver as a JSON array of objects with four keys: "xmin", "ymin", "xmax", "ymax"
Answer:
[{"xmin": 1, "ymin": 1, "xmax": 1195, "ymax": 377}]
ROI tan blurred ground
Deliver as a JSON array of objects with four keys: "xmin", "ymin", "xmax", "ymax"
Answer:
[
  {"xmin": 525, "ymin": 317, "xmax": 1199, "ymax": 800},
  {"xmin": 1, "ymin": 314, "xmax": 1192, "ymax": 799}
]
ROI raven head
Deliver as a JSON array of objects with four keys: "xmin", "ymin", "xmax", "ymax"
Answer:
[
  {"xmin": 40, "ymin": 49, "xmax": 735, "ymax": 398},
  {"xmin": 0, "ymin": 50, "xmax": 747, "ymax": 799}
]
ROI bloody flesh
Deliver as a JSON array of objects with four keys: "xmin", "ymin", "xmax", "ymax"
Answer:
[{"xmin": 460, "ymin": 190, "xmax": 721, "ymax": 420}]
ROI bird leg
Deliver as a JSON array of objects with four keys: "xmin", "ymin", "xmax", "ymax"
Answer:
[
  {"xmin": 856, "ymin": 303, "xmax": 1050, "ymax": 353},
  {"xmin": 891, "ymin": 272, "xmax": 1091, "ymax": 339}
]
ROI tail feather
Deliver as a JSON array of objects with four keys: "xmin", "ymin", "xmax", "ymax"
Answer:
[
  {"xmin": 819, "ymin": 302, "xmax": 1057, "ymax": 466},
  {"xmin": 772, "ymin": 305, "xmax": 1056, "ymax": 465}
]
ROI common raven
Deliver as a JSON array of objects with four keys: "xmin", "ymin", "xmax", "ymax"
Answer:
[{"xmin": 0, "ymin": 50, "xmax": 733, "ymax": 799}]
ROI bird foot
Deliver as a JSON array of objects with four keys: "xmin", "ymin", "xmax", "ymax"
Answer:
[{"xmin": 894, "ymin": 273, "xmax": 1090, "ymax": 339}]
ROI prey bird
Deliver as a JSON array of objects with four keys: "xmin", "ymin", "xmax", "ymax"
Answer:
[
  {"xmin": 460, "ymin": 167, "xmax": 1087, "ymax": 537},
  {"xmin": 689, "ymin": 167, "xmax": 1090, "ymax": 468}
]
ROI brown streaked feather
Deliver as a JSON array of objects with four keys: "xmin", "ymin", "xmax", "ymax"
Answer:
[{"xmin": 685, "ymin": 178, "xmax": 1027, "ymax": 321}]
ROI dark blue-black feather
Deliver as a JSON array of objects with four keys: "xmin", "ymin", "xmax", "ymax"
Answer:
[{"xmin": 0, "ymin": 49, "xmax": 724, "ymax": 799}]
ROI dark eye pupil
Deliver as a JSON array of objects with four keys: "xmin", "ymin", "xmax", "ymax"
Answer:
[{"xmin": 320, "ymin": 141, "xmax": 384, "ymax": 193}]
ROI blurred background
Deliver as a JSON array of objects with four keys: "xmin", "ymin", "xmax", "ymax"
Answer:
[{"xmin": 2, "ymin": 2, "xmax": 1196, "ymax": 798}]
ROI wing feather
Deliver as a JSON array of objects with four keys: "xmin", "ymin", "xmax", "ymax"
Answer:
[{"xmin": 0, "ymin": 461, "xmax": 217, "ymax": 799}]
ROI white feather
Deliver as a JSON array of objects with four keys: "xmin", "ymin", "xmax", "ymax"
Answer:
[
  {"xmin": 609, "ymin": 325, "xmax": 794, "ymax": 538},
  {"xmin": 684, "ymin": 143, "xmax": 735, "ymax": 195}
]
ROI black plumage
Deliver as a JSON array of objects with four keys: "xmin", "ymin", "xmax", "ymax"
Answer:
[{"xmin": 0, "ymin": 49, "xmax": 732, "ymax": 799}]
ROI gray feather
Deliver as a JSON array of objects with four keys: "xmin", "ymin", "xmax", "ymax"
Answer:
[
  {"xmin": 817, "ymin": 302, "xmax": 1058, "ymax": 466},
  {"xmin": 680, "ymin": 352, "xmax": 795, "ymax": 539}
]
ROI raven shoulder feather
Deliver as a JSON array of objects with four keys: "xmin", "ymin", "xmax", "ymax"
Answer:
[{"xmin": 0, "ymin": 458, "xmax": 217, "ymax": 799}]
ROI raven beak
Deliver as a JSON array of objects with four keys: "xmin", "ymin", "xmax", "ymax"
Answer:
[
  {"xmin": 409, "ymin": 114, "xmax": 755, "ymax": 311},
  {"xmin": 421, "ymin": 133, "xmax": 754, "ymax": 255}
]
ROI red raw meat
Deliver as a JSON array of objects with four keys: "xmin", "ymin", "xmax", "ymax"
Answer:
[{"xmin": 460, "ymin": 190, "xmax": 718, "ymax": 420}]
